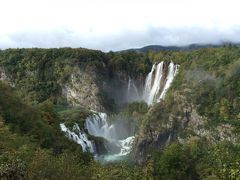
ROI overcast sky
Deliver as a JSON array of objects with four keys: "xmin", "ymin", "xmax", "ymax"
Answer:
[{"xmin": 1, "ymin": 0, "xmax": 240, "ymax": 51}]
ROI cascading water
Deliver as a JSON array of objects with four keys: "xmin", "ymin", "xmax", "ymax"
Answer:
[
  {"xmin": 85, "ymin": 112, "xmax": 117, "ymax": 141},
  {"xmin": 127, "ymin": 76, "xmax": 140, "ymax": 102},
  {"xmin": 118, "ymin": 136, "xmax": 135, "ymax": 156},
  {"xmin": 142, "ymin": 62, "xmax": 164, "ymax": 105},
  {"xmin": 60, "ymin": 111, "xmax": 135, "ymax": 162},
  {"xmin": 159, "ymin": 62, "xmax": 179, "ymax": 100},
  {"xmin": 60, "ymin": 123, "xmax": 95, "ymax": 153},
  {"xmin": 126, "ymin": 61, "xmax": 179, "ymax": 105},
  {"xmin": 142, "ymin": 61, "xmax": 179, "ymax": 105},
  {"xmin": 85, "ymin": 112, "xmax": 135, "ymax": 161}
]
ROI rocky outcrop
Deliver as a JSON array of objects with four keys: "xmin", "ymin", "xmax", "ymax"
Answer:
[
  {"xmin": 0, "ymin": 67, "xmax": 14, "ymax": 87},
  {"xmin": 0, "ymin": 67, "xmax": 7, "ymax": 81},
  {"xmin": 61, "ymin": 67, "xmax": 145, "ymax": 112},
  {"xmin": 62, "ymin": 69, "xmax": 104, "ymax": 112},
  {"xmin": 132, "ymin": 90, "xmax": 238, "ymax": 164},
  {"xmin": 131, "ymin": 104, "xmax": 178, "ymax": 164}
]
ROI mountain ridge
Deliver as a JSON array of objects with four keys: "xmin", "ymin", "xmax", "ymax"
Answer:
[{"xmin": 120, "ymin": 43, "xmax": 239, "ymax": 52}]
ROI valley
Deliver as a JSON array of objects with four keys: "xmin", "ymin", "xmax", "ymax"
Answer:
[{"xmin": 0, "ymin": 45, "xmax": 240, "ymax": 179}]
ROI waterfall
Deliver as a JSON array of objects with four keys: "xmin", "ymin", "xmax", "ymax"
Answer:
[
  {"xmin": 159, "ymin": 62, "xmax": 179, "ymax": 100},
  {"xmin": 85, "ymin": 112, "xmax": 135, "ymax": 160},
  {"xmin": 118, "ymin": 136, "xmax": 135, "ymax": 156},
  {"xmin": 85, "ymin": 112, "xmax": 117, "ymax": 141},
  {"xmin": 60, "ymin": 123, "xmax": 94, "ymax": 153},
  {"xmin": 60, "ymin": 61, "xmax": 179, "ymax": 161},
  {"xmin": 127, "ymin": 77, "xmax": 131, "ymax": 92},
  {"xmin": 127, "ymin": 76, "xmax": 140, "ymax": 102},
  {"xmin": 142, "ymin": 62, "xmax": 164, "ymax": 105},
  {"xmin": 142, "ymin": 61, "xmax": 179, "ymax": 105}
]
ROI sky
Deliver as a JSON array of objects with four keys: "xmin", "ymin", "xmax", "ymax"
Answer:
[{"xmin": 0, "ymin": 0, "xmax": 240, "ymax": 51}]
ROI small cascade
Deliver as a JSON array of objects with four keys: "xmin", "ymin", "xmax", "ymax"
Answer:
[
  {"xmin": 118, "ymin": 136, "xmax": 135, "ymax": 156},
  {"xmin": 60, "ymin": 111, "xmax": 135, "ymax": 162},
  {"xmin": 142, "ymin": 61, "xmax": 179, "ymax": 105},
  {"xmin": 85, "ymin": 112, "xmax": 135, "ymax": 160},
  {"xmin": 60, "ymin": 123, "xmax": 94, "ymax": 153},
  {"xmin": 127, "ymin": 76, "xmax": 131, "ymax": 92},
  {"xmin": 85, "ymin": 112, "xmax": 117, "ymax": 141},
  {"xmin": 127, "ymin": 76, "xmax": 140, "ymax": 102}
]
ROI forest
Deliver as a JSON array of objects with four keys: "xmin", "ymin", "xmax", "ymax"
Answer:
[{"xmin": 0, "ymin": 45, "xmax": 240, "ymax": 179}]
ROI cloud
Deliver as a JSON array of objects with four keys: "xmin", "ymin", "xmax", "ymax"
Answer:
[
  {"xmin": 2, "ymin": 26, "xmax": 240, "ymax": 51},
  {"xmin": 1, "ymin": 0, "xmax": 240, "ymax": 51}
]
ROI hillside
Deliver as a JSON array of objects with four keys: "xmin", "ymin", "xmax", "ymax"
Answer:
[
  {"xmin": 122, "ymin": 43, "xmax": 224, "ymax": 53},
  {"xmin": 0, "ymin": 45, "xmax": 240, "ymax": 179}
]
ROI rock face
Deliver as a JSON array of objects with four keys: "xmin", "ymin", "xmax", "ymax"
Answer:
[
  {"xmin": 61, "ymin": 67, "xmax": 146, "ymax": 112},
  {"xmin": 62, "ymin": 70, "xmax": 104, "ymax": 112},
  {"xmin": 0, "ymin": 67, "xmax": 14, "ymax": 87},
  {"xmin": 0, "ymin": 67, "xmax": 10, "ymax": 84},
  {"xmin": 132, "ymin": 90, "xmax": 238, "ymax": 164},
  {"xmin": 131, "ymin": 103, "xmax": 178, "ymax": 164},
  {"xmin": 0, "ymin": 67, "xmax": 7, "ymax": 81}
]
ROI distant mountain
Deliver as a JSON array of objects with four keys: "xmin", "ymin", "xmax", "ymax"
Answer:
[{"xmin": 122, "ymin": 43, "xmax": 238, "ymax": 52}]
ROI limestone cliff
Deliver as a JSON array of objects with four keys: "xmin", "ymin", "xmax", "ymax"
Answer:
[
  {"xmin": 62, "ymin": 69, "xmax": 104, "ymax": 111},
  {"xmin": 0, "ymin": 67, "xmax": 13, "ymax": 86}
]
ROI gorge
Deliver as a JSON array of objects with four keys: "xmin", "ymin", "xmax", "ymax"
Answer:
[{"xmin": 60, "ymin": 61, "xmax": 180, "ymax": 161}]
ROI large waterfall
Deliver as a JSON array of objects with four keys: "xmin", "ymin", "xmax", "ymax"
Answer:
[
  {"xmin": 126, "ymin": 61, "xmax": 179, "ymax": 105},
  {"xmin": 142, "ymin": 61, "xmax": 179, "ymax": 105},
  {"xmin": 60, "ymin": 61, "xmax": 179, "ymax": 162}
]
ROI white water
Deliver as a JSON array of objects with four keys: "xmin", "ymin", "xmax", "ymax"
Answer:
[
  {"xmin": 142, "ymin": 61, "xmax": 179, "ymax": 105},
  {"xmin": 127, "ymin": 76, "xmax": 140, "ymax": 101},
  {"xmin": 159, "ymin": 62, "xmax": 179, "ymax": 100},
  {"xmin": 127, "ymin": 76, "xmax": 131, "ymax": 92},
  {"xmin": 60, "ymin": 111, "xmax": 135, "ymax": 161},
  {"xmin": 85, "ymin": 112, "xmax": 117, "ymax": 141},
  {"xmin": 118, "ymin": 136, "xmax": 135, "ymax": 156},
  {"xmin": 99, "ymin": 136, "xmax": 135, "ymax": 162},
  {"xmin": 142, "ymin": 62, "xmax": 164, "ymax": 105},
  {"xmin": 85, "ymin": 112, "xmax": 135, "ymax": 160},
  {"xmin": 60, "ymin": 123, "xmax": 94, "ymax": 153}
]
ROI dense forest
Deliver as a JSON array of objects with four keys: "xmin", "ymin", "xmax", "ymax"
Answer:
[{"xmin": 0, "ymin": 45, "xmax": 240, "ymax": 179}]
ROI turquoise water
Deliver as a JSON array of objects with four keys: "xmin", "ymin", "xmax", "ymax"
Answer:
[{"xmin": 95, "ymin": 154, "xmax": 128, "ymax": 164}]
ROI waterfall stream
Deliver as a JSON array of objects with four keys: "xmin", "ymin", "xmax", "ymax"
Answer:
[
  {"xmin": 60, "ymin": 123, "xmax": 95, "ymax": 153},
  {"xmin": 85, "ymin": 112, "xmax": 117, "ymax": 141},
  {"xmin": 143, "ymin": 61, "xmax": 179, "ymax": 105},
  {"xmin": 60, "ymin": 112, "xmax": 135, "ymax": 162},
  {"xmin": 127, "ymin": 76, "xmax": 140, "ymax": 102},
  {"xmin": 85, "ymin": 112, "xmax": 135, "ymax": 160}
]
